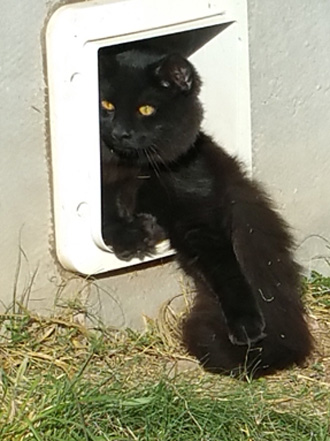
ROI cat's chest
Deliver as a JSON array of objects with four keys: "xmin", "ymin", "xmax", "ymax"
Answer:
[
  {"xmin": 164, "ymin": 154, "xmax": 214, "ymax": 199},
  {"xmin": 165, "ymin": 171, "xmax": 212, "ymax": 202},
  {"xmin": 138, "ymin": 160, "xmax": 214, "ymax": 213}
]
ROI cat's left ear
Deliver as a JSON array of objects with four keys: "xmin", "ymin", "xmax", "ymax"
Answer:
[{"xmin": 154, "ymin": 54, "xmax": 194, "ymax": 93}]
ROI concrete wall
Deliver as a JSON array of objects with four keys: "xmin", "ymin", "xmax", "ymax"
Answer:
[{"xmin": 0, "ymin": 0, "xmax": 329, "ymax": 326}]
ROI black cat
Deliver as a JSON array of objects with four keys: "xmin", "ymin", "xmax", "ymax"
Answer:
[{"xmin": 99, "ymin": 48, "xmax": 313, "ymax": 378}]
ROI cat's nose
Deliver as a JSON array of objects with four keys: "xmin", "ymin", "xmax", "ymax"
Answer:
[{"xmin": 112, "ymin": 126, "xmax": 132, "ymax": 141}]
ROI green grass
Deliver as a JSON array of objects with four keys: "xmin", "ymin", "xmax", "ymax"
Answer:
[
  {"xmin": 1, "ymin": 371, "xmax": 329, "ymax": 441},
  {"xmin": 0, "ymin": 272, "xmax": 330, "ymax": 441}
]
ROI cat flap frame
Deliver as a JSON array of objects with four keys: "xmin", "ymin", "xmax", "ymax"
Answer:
[{"xmin": 46, "ymin": 0, "xmax": 251, "ymax": 275}]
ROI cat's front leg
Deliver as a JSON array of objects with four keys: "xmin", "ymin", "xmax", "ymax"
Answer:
[
  {"xmin": 102, "ymin": 178, "xmax": 168, "ymax": 261},
  {"xmin": 204, "ymin": 273, "xmax": 267, "ymax": 346},
  {"xmin": 175, "ymin": 230, "xmax": 266, "ymax": 346},
  {"xmin": 223, "ymin": 307, "xmax": 266, "ymax": 346}
]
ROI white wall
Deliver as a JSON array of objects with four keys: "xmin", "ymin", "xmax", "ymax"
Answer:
[
  {"xmin": 248, "ymin": 0, "xmax": 330, "ymax": 274},
  {"xmin": 0, "ymin": 0, "xmax": 329, "ymax": 326}
]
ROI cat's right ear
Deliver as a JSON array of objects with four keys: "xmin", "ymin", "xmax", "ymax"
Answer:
[{"xmin": 153, "ymin": 54, "xmax": 195, "ymax": 93}]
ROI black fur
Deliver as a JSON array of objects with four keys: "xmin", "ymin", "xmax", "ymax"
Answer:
[{"xmin": 99, "ymin": 48, "xmax": 313, "ymax": 378}]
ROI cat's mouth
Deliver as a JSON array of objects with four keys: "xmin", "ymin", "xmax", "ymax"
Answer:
[
  {"xmin": 102, "ymin": 139, "xmax": 147, "ymax": 165},
  {"xmin": 109, "ymin": 145, "xmax": 138, "ymax": 158},
  {"xmin": 102, "ymin": 138, "xmax": 163, "ymax": 168}
]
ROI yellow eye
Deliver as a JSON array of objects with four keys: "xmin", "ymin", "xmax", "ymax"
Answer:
[
  {"xmin": 138, "ymin": 105, "xmax": 156, "ymax": 116},
  {"xmin": 101, "ymin": 100, "xmax": 115, "ymax": 111}
]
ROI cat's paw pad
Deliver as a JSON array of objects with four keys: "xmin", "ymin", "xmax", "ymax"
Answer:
[{"xmin": 227, "ymin": 314, "xmax": 266, "ymax": 346}]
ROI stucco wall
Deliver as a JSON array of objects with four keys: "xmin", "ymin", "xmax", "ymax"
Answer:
[
  {"xmin": 0, "ymin": 0, "xmax": 329, "ymax": 327},
  {"xmin": 248, "ymin": 0, "xmax": 330, "ymax": 274}
]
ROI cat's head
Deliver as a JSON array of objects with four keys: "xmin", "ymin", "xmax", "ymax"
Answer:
[{"xmin": 99, "ymin": 49, "xmax": 203, "ymax": 168}]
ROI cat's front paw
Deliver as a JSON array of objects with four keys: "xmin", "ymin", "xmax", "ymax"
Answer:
[
  {"xmin": 226, "ymin": 313, "xmax": 266, "ymax": 346},
  {"xmin": 108, "ymin": 213, "xmax": 168, "ymax": 261},
  {"xmin": 136, "ymin": 213, "xmax": 167, "ymax": 251}
]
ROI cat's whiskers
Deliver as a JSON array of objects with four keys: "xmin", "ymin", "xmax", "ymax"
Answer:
[
  {"xmin": 148, "ymin": 145, "xmax": 171, "ymax": 173},
  {"xmin": 144, "ymin": 148, "xmax": 161, "ymax": 179}
]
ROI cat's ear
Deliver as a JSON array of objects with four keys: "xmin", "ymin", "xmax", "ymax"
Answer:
[{"xmin": 154, "ymin": 54, "xmax": 194, "ymax": 92}]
